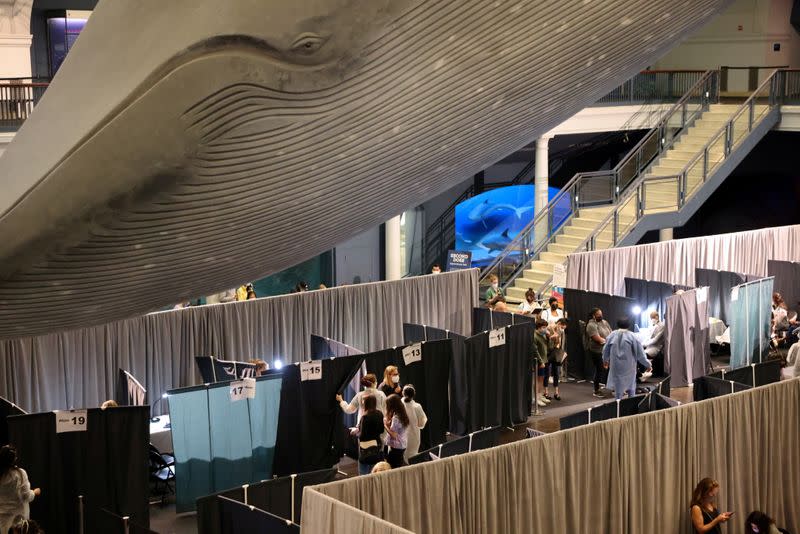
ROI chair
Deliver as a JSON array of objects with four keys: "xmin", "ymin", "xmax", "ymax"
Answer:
[{"xmin": 149, "ymin": 443, "xmax": 175, "ymax": 506}]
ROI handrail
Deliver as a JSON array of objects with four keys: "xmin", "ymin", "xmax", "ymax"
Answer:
[
  {"xmin": 530, "ymin": 69, "xmax": 787, "ymax": 297},
  {"xmin": 479, "ymin": 70, "xmax": 718, "ymax": 286}
]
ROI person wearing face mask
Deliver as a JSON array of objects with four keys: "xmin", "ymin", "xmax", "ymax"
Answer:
[
  {"xmin": 543, "ymin": 318, "xmax": 568, "ymax": 400},
  {"xmin": 532, "ymin": 319, "xmax": 550, "ymax": 407},
  {"xmin": 430, "ymin": 263, "xmax": 442, "ymax": 274},
  {"xmin": 485, "ymin": 274, "xmax": 505, "ymax": 307},
  {"xmin": 690, "ymin": 478, "xmax": 733, "ymax": 533},
  {"xmin": 336, "ymin": 373, "xmax": 387, "ymax": 420},
  {"xmin": 378, "ymin": 366, "xmax": 402, "ymax": 397},
  {"xmin": 541, "ymin": 297, "xmax": 564, "ymax": 325},
  {"xmin": 585, "ymin": 308, "xmax": 612, "ymax": 397},
  {"xmin": 518, "ymin": 288, "xmax": 539, "ymax": 315},
  {"xmin": 602, "ymin": 317, "xmax": 652, "ymax": 400},
  {"xmin": 643, "ymin": 311, "xmax": 665, "ymax": 358}
]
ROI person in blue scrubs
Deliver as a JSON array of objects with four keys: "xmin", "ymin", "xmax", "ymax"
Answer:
[{"xmin": 602, "ymin": 317, "xmax": 652, "ymax": 400}]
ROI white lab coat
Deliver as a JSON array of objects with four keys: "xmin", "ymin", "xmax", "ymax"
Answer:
[
  {"xmin": 0, "ymin": 468, "xmax": 36, "ymax": 534},
  {"xmin": 339, "ymin": 387, "xmax": 386, "ymax": 422},
  {"xmin": 402, "ymin": 399, "xmax": 428, "ymax": 460},
  {"xmin": 602, "ymin": 329, "xmax": 651, "ymax": 399}
]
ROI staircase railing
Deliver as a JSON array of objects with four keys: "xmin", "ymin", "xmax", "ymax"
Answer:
[
  {"xmin": 421, "ymin": 70, "xmax": 709, "ymax": 273},
  {"xmin": 0, "ymin": 78, "xmax": 49, "ymax": 127},
  {"xmin": 479, "ymin": 70, "xmax": 720, "ymax": 292},
  {"xmin": 532, "ymin": 69, "xmax": 789, "ymax": 297}
]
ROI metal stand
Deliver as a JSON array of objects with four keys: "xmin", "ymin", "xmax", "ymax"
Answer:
[
  {"xmin": 78, "ymin": 495, "xmax": 85, "ymax": 534},
  {"xmin": 531, "ymin": 371, "xmax": 545, "ymax": 416}
]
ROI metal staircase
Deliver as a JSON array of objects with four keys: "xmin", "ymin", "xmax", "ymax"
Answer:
[{"xmin": 481, "ymin": 69, "xmax": 796, "ymax": 302}]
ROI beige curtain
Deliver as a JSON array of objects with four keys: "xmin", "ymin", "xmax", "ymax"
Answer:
[
  {"xmin": 566, "ymin": 225, "xmax": 800, "ymax": 295},
  {"xmin": 302, "ymin": 379, "xmax": 800, "ymax": 534}
]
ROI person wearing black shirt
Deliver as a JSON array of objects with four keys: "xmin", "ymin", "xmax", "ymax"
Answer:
[
  {"xmin": 690, "ymin": 478, "xmax": 733, "ymax": 533},
  {"xmin": 378, "ymin": 365, "xmax": 402, "ymax": 397},
  {"xmin": 354, "ymin": 394, "xmax": 384, "ymax": 475}
]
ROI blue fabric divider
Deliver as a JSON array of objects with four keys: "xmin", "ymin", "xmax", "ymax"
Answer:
[
  {"xmin": 729, "ymin": 277, "xmax": 774, "ymax": 368},
  {"xmin": 168, "ymin": 374, "xmax": 283, "ymax": 513},
  {"xmin": 692, "ymin": 375, "xmax": 750, "ymax": 401}
]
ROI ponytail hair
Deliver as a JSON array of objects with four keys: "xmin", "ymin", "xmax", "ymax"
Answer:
[{"xmin": 402, "ymin": 384, "xmax": 416, "ymax": 402}]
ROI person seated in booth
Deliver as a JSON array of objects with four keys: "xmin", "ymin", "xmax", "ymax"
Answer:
[
  {"xmin": 485, "ymin": 274, "xmax": 504, "ymax": 307},
  {"xmin": 100, "ymin": 399, "xmax": 118, "ymax": 410},
  {"xmin": 246, "ymin": 359, "xmax": 268, "ymax": 377},
  {"xmin": 602, "ymin": 317, "xmax": 652, "ymax": 401},
  {"xmin": 643, "ymin": 311, "xmax": 665, "ymax": 358},
  {"xmin": 430, "ymin": 263, "xmax": 442, "ymax": 274},
  {"xmin": 378, "ymin": 366, "xmax": 402, "ymax": 397},
  {"xmin": 492, "ymin": 296, "xmax": 509, "ymax": 313},
  {"xmin": 540, "ymin": 297, "xmax": 564, "ymax": 325},
  {"xmin": 517, "ymin": 288, "xmax": 539, "ymax": 315}
]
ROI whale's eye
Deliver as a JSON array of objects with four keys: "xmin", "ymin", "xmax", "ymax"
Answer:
[{"xmin": 291, "ymin": 34, "xmax": 326, "ymax": 55}]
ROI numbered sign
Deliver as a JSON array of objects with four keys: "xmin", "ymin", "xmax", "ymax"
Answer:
[
  {"xmin": 55, "ymin": 409, "xmax": 88, "ymax": 433},
  {"xmin": 230, "ymin": 378, "xmax": 257, "ymax": 401},
  {"xmin": 300, "ymin": 361, "xmax": 323, "ymax": 381},
  {"xmin": 402, "ymin": 343, "xmax": 423, "ymax": 366},
  {"xmin": 489, "ymin": 328, "xmax": 506, "ymax": 348}
]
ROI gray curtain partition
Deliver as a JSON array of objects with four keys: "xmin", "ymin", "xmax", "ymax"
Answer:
[
  {"xmin": 0, "ymin": 269, "xmax": 477, "ymax": 413},
  {"xmin": 302, "ymin": 379, "xmax": 800, "ymax": 534},
  {"xmin": 566, "ymin": 225, "xmax": 800, "ymax": 295},
  {"xmin": 664, "ymin": 288, "xmax": 711, "ymax": 387},
  {"xmin": 694, "ymin": 268, "xmax": 746, "ymax": 325}
]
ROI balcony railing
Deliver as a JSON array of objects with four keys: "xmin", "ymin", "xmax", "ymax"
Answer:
[{"xmin": 0, "ymin": 78, "xmax": 50, "ymax": 127}]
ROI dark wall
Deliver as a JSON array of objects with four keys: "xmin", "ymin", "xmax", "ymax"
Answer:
[{"xmin": 638, "ymin": 131, "xmax": 800, "ymax": 244}]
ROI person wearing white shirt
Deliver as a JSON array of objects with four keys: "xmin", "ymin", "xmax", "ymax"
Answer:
[
  {"xmin": 540, "ymin": 297, "xmax": 564, "ymax": 324},
  {"xmin": 0, "ymin": 446, "xmax": 40, "ymax": 534},
  {"xmin": 643, "ymin": 311, "xmax": 665, "ymax": 357},
  {"xmin": 401, "ymin": 385, "xmax": 428, "ymax": 461},
  {"xmin": 335, "ymin": 373, "xmax": 387, "ymax": 421},
  {"xmin": 517, "ymin": 289, "xmax": 540, "ymax": 315}
]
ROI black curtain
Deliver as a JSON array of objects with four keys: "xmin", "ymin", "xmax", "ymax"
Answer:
[
  {"xmin": 218, "ymin": 496, "xmax": 300, "ymax": 534},
  {"xmin": 309, "ymin": 335, "xmax": 363, "ymax": 358},
  {"xmin": 695, "ymin": 268, "xmax": 745, "ymax": 325},
  {"xmin": 362, "ymin": 340, "xmax": 452, "ymax": 450},
  {"xmin": 6, "ymin": 406, "xmax": 150, "ymax": 534},
  {"xmin": 273, "ymin": 356, "xmax": 363, "ymax": 476},
  {"xmin": 693, "ymin": 376, "xmax": 750, "ymax": 401},
  {"xmin": 0, "ymin": 396, "xmax": 24, "ymax": 446},
  {"xmin": 196, "ymin": 468, "xmax": 336, "ymax": 534},
  {"xmin": 558, "ymin": 394, "xmax": 653, "ymax": 430},
  {"xmin": 709, "ymin": 360, "xmax": 782, "ymax": 387},
  {"xmin": 409, "ymin": 426, "xmax": 501, "ymax": 465},
  {"xmin": 637, "ymin": 392, "xmax": 681, "ymax": 413},
  {"xmin": 194, "ymin": 356, "xmax": 258, "ymax": 383},
  {"xmin": 403, "ymin": 324, "xmax": 468, "ymax": 436},
  {"xmin": 563, "ymin": 288, "xmax": 637, "ymax": 380},
  {"xmin": 503, "ymin": 323, "xmax": 534, "ymax": 426},
  {"xmin": 768, "ymin": 260, "xmax": 800, "ymax": 311},
  {"xmin": 624, "ymin": 278, "xmax": 687, "ymax": 324},
  {"xmin": 116, "ymin": 369, "xmax": 147, "ymax": 406},
  {"xmin": 644, "ymin": 375, "xmax": 672, "ymax": 398}
]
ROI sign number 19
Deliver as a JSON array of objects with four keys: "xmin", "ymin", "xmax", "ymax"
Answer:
[{"xmin": 71, "ymin": 416, "xmax": 86, "ymax": 425}]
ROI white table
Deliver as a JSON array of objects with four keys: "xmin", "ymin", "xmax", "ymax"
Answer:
[{"xmin": 150, "ymin": 414, "xmax": 173, "ymax": 453}]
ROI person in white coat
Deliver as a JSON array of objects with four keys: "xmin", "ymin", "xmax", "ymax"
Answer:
[
  {"xmin": 401, "ymin": 385, "xmax": 428, "ymax": 461},
  {"xmin": 602, "ymin": 317, "xmax": 652, "ymax": 400},
  {"xmin": 336, "ymin": 373, "xmax": 387, "ymax": 421},
  {"xmin": 0, "ymin": 445, "xmax": 40, "ymax": 534}
]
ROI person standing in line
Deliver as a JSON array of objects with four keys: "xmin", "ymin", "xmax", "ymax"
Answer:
[
  {"xmin": 532, "ymin": 319, "xmax": 550, "ymax": 407},
  {"xmin": 336, "ymin": 373, "xmax": 387, "ymax": 420},
  {"xmin": 352, "ymin": 394, "xmax": 384, "ymax": 476},
  {"xmin": 586, "ymin": 307, "xmax": 612, "ymax": 397},
  {"xmin": 0, "ymin": 445, "xmax": 41, "ymax": 534},
  {"xmin": 543, "ymin": 318, "xmax": 568, "ymax": 401},
  {"xmin": 602, "ymin": 317, "xmax": 652, "ymax": 400},
  {"xmin": 541, "ymin": 297, "xmax": 564, "ymax": 325},
  {"xmin": 401, "ymin": 385, "xmax": 428, "ymax": 461},
  {"xmin": 383, "ymin": 394, "xmax": 410, "ymax": 468},
  {"xmin": 378, "ymin": 366, "xmax": 402, "ymax": 397},
  {"xmin": 689, "ymin": 478, "xmax": 733, "ymax": 533}
]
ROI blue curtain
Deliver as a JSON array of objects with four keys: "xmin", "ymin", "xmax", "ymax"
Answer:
[
  {"xmin": 169, "ymin": 376, "xmax": 282, "ymax": 512},
  {"xmin": 729, "ymin": 278, "xmax": 774, "ymax": 368}
]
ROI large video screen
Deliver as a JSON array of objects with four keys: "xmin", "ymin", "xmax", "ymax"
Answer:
[{"xmin": 455, "ymin": 185, "xmax": 565, "ymax": 268}]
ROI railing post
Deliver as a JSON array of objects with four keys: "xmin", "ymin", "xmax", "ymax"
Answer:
[
  {"xmin": 703, "ymin": 147, "xmax": 709, "ymax": 182},
  {"xmin": 637, "ymin": 185, "xmax": 644, "ymax": 219},
  {"xmin": 681, "ymin": 101, "xmax": 687, "ymax": 127},
  {"xmin": 678, "ymin": 172, "xmax": 684, "ymax": 208},
  {"xmin": 612, "ymin": 211, "xmax": 618, "ymax": 246},
  {"xmin": 725, "ymin": 122, "xmax": 733, "ymax": 156}
]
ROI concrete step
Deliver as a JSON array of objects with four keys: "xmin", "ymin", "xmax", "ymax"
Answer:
[
  {"xmin": 540, "ymin": 251, "xmax": 568, "ymax": 264},
  {"xmin": 548, "ymin": 243, "xmax": 576, "ymax": 254},
  {"xmin": 555, "ymin": 234, "xmax": 586, "ymax": 246},
  {"xmin": 562, "ymin": 225, "xmax": 593, "ymax": 238},
  {"xmin": 571, "ymin": 217, "xmax": 603, "ymax": 229}
]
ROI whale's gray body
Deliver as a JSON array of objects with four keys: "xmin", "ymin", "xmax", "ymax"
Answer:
[{"xmin": 0, "ymin": 0, "xmax": 731, "ymax": 337}]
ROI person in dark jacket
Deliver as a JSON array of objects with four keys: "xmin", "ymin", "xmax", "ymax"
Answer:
[
  {"xmin": 532, "ymin": 319, "xmax": 549, "ymax": 407},
  {"xmin": 353, "ymin": 394, "xmax": 384, "ymax": 475}
]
